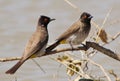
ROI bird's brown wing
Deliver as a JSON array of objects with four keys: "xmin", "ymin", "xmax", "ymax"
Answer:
[
  {"xmin": 22, "ymin": 29, "xmax": 48, "ymax": 60},
  {"xmin": 57, "ymin": 21, "xmax": 80, "ymax": 41}
]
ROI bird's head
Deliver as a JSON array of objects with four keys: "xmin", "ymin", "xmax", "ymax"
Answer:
[
  {"xmin": 80, "ymin": 12, "xmax": 93, "ymax": 23},
  {"xmin": 38, "ymin": 15, "xmax": 55, "ymax": 26}
]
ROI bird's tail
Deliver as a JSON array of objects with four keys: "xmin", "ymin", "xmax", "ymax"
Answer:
[
  {"xmin": 6, "ymin": 60, "xmax": 25, "ymax": 74},
  {"xmin": 46, "ymin": 40, "xmax": 61, "ymax": 52}
]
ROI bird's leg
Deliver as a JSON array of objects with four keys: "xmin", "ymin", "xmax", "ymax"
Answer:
[
  {"xmin": 81, "ymin": 43, "xmax": 86, "ymax": 47},
  {"xmin": 81, "ymin": 43, "xmax": 89, "ymax": 50},
  {"xmin": 69, "ymin": 41, "xmax": 74, "ymax": 51}
]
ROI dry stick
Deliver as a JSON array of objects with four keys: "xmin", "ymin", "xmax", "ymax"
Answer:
[
  {"xmin": 64, "ymin": 0, "xmax": 81, "ymax": 13},
  {"xmin": 0, "ymin": 46, "xmax": 87, "ymax": 62},
  {"xmin": 86, "ymin": 42, "xmax": 120, "ymax": 61},
  {"xmin": 109, "ymin": 70, "xmax": 120, "ymax": 81},
  {"xmin": 88, "ymin": 59, "xmax": 111, "ymax": 81},
  {"xmin": 107, "ymin": 19, "xmax": 120, "ymax": 26},
  {"xmin": 0, "ymin": 57, "xmax": 21, "ymax": 62},
  {"xmin": 31, "ymin": 59, "xmax": 46, "ymax": 73},
  {"xmin": 112, "ymin": 32, "xmax": 120, "ymax": 40},
  {"xmin": 0, "ymin": 41, "xmax": 120, "ymax": 62},
  {"xmin": 44, "ymin": 46, "xmax": 87, "ymax": 56},
  {"xmin": 88, "ymin": 32, "xmax": 120, "ymax": 57},
  {"xmin": 50, "ymin": 57, "xmax": 90, "ymax": 78},
  {"xmin": 102, "ymin": 32, "xmax": 120, "ymax": 46},
  {"xmin": 101, "ymin": 8, "xmax": 112, "ymax": 28},
  {"xmin": 95, "ymin": 8, "xmax": 112, "ymax": 43}
]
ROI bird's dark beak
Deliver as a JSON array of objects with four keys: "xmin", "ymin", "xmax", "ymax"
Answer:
[
  {"xmin": 50, "ymin": 18, "xmax": 56, "ymax": 21},
  {"xmin": 88, "ymin": 15, "xmax": 93, "ymax": 19}
]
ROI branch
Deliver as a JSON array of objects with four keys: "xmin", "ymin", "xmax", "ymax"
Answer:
[
  {"xmin": 111, "ymin": 32, "xmax": 120, "ymax": 41},
  {"xmin": 44, "ymin": 46, "xmax": 88, "ymax": 56},
  {"xmin": 0, "ymin": 57, "xmax": 21, "ymax": 62},
  {"xmin": 0, "ymin": 41, "xmax": 120, "ymax": 62},
  {"xmin": 102, "ymin": 32, "xmax": 120, "ymax": 46},
  {"xmin": 86, "ymin": 42, "xmax": 120, "ymax": 61},
  {"xmin": 88, "ymin": 58, "xmax": 111, "ymax": 81}
]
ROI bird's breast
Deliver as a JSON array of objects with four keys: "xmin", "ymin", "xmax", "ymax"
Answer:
[{"xmin": 66, "ymin": 30, "xmax": 89, "ymax": 45}]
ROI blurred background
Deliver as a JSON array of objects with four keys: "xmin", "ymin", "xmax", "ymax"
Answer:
[{"xmin": 0, "ymin": 0, "xmax": 120, "ymax": 81}]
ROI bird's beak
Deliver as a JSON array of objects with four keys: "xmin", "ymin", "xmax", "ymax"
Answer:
[
  {"xmin": 50, "ymin": 18, "xmax": 56, "ymax": 21},
  {"xmin": 88, "ymin": 15, "xmax": 93, "ymax": 19}
]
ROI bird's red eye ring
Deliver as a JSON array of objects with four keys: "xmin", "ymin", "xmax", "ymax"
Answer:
[
  {"xmin": 44, "ymin": 18, "xmax": 49, "ymax": 22},
  {"xmin": 83, "ymin": 15, "xmax": 87, "ymax": 19}
]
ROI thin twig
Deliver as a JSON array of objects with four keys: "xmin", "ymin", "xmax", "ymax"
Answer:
[
  {"xmin": 0, "ymin": 41, "xmax": 120, "ymax": 62},
  {"xmin": 102, "ymin": 32, "xmax": 120, "ymax": 46},
  {"xmin": 96, "ymin": 8, "xmax": 112, "ymax": 43},
  {"xmin": 0, "ymin": 46, "xmax": 87, "ymax": 62},
  {"xmin": 86, "ymin": 42, "xmax": 120, "ymax": 61},
  {"xmin": 88, "ymin": 32, "xmax": 120, "ymax": 58},
  {"xmin": 31, "ymin": 59, "xmax": 46, "ymax": 73},
  {"xmin": 101, "ymin": 8, "xmax": 112, "ymax": 28},
  {"xmin": 0, "ymin": 57, "xmax": 21, "ymax": 62},
  {"xmin": 109, "ymin": 70, "xmax": 120, "ymax": 81},
  {"xmin": 50, "ymin": 57, "xmax": 90, "ymax": 78},
  {"xmin": 88, "ymin": 58, "xmax": 112, "ymax": 81},
  {"xmin": 107, "ymin": 19, "xmax": 120, "ymax": 26},
  {"xmin": 112, "ymin": 32, "xmax": 120, "ymax": 40},
  {"xmin": 64, "ymin": 0, "xmax": 81, "ymax": 13}
]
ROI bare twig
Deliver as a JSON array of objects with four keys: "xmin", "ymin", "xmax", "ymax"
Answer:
[
  {"xmin": 31, "ymin": 59, "xmax": 46, "ymax": 73},
  {"xmin": 51, "ymin": 57, "xmax": 83, "ymax": 77},
  {"xmin": 109, "ymin": 70, "xmax": 120, "ymax": 81},
  {"xmin": 88, "ymin": 59, "xmax": 112, "ymax": 81},
  {"xmin": 103, "ymin": 32, "xmax": 120, "ymax": 46},
  {"xmin": 0, "ymin": 57, "xmax": 21, "ymax": 62},
  {"xmin": 50, "ymin": 57, "xmax": 91, "ymax": 78},
  {"xmin": 88, "ymin": 32, "xmax": 120, "ymax": 58},
  {"xmin": 0, "ymin": 46, "xmax": 87, "ymax": 62},
  {"xmin": 107, "ymin": 19, "xmax": 120, "ymax": 26},
  {"xmin": 0, "ymin": 41, "xmax": 120, "ymax": 62},
  {"xmin": 44, "ymin": 46, "xmax": 88, "ymax": 56},
  {"xmin": 86, "ymin": 42, "xmax": 120, "ymax": 61},
  {"xmin": 101, "ymin": 8, "xmax": 112, "ymax": 28},
  {"xmin": 96, "ymin": 8, "xmax": 112, "ymax": 43},
  {"xmin": 64, "ymin": 0, "xmax": 81, "ymax": 13},
  {"xmin": 112, "ymin": 32, "xmax": 120, "ymax": 40}
]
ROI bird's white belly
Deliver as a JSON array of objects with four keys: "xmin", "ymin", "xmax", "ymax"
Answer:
[{"xmin": 66, "ymin": 31, "xmax": 88, "ymax": 45}]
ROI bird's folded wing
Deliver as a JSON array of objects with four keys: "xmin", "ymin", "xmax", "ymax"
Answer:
[
  {"xmin": 22, "ymin": 32, "xmax": 48, "ymax": 60},
  {"xmin": 57, "ymin": 22, "xmax": 80, "ymax": 41}
]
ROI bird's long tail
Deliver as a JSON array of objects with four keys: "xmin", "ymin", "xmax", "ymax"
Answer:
[
  {"xmin": 6, "ymin": 59, "xmax": 25, "ymax": 74},
  {"xmin": 46, "ymin": 40, "xmax": 61, "ymax": 52}
]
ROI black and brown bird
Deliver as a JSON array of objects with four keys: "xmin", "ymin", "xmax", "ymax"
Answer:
[
  {"xmin": 6, "ymin": 15, "xmax": 55, "ymax": 74},
  {"xmin": 46, "ymin": 12, "xmax": 93, "ymax": 52}
]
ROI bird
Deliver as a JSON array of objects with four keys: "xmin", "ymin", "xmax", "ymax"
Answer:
[
  {"xmin": 5, "ymin": 15, "xmax": 55, "ymax": 74},
  {"xmin": 46, "ymin": 12, "xmax": 93, "ymax": 52}
]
